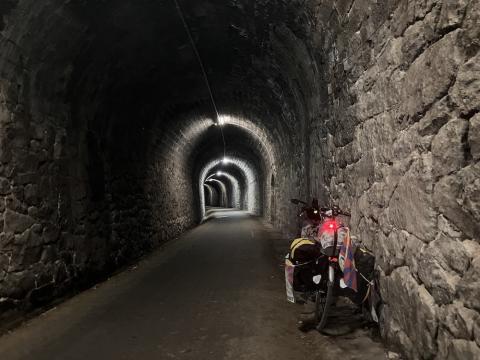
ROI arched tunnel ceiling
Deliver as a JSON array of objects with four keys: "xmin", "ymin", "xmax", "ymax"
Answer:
[
  {"xmin": 0, "ymin": 0, "xmax": 317, "ymax": 122},
  {"xmin": 190, "ymin": 122, "xmax": 270, "ymax": 176},
  {"xmin": 0, "ymin": 0, "xmax": 312, "ymax": 226}
]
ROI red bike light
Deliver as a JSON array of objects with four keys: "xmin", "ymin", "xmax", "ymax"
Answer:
[{"xmin": 321, "ymin": 220, "xmax": 338, "ymax": 232}]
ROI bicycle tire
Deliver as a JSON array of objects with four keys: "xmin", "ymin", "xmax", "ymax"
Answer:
[{"xmin": 315, "ymin": 281, "xmax": 334, "ymax": 331}]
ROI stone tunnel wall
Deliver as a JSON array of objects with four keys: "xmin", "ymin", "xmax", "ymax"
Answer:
[
  {"xmin": 307, "ymin": 0, "xmax": 480, "ymax": 358},
  {"xmin": 0, "ymin": 2, "xmax": 198, "ymax": 322},
  {"xmin": 0, "ymin": 68, "xmax": 198, "ymax": 324}
]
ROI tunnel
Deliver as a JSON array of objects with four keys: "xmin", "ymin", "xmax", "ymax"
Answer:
[{"xmin": 0, "ymin": 0, "xmax": 479, "ymax": 359}]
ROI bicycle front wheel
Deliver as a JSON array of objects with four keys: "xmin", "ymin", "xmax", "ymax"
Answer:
[{"xmin": 315, "ymin": 281, "xmax": 334, "ymax": 331}]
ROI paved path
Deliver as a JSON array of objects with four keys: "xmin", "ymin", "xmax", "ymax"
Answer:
[{"xmin": 0, "ymin": 209, "xmax": 388, "ymax": 359}]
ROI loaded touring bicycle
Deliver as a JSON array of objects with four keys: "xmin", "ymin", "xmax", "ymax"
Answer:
[{"xmin": 285, "ymin": 199, "xmax": 382, "ymax": 331}]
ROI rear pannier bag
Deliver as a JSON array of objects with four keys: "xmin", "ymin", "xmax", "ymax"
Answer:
[
  {"xmin": 350, "ymin": 245, "xmax": 376, "ymax": 305},
  {"xmin": 290, "ymin": 238, "xmax": 322, "ymax": 264},
  {"xmin": 285, "ymin": 238, "xmax": 326, "ymax": 302}
]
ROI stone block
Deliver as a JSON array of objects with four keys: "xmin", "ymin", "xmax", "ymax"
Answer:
[
  {"xmin": 5, "ymin": 194, "xmax": 27, "ymax": 213},
  {"xmin": 446, "ymin": 339, "xmax": 480, "ymax": 359},
  {"xmin": 404, "ymin": 233, "xmax": 424, "ymax": 275},
  {"xmin": 24, "ymin": 183, "xmax": 39, "ymax": 205},
  {"xmin": 11, "ymin": 185, "xmax": 24, "ymax": 202},
  {"xmin": 392, "ymin": 126, "xmax": 421, "ymax": 161},
  {"xmin": 440, "ymin": 302, "xmax": 479, "ymax": 340},
  {"xmin": 468, "ymin": 113, "xmax": 480, "ymax": 161},
  {"xmin": 463, "ymin": 240, "xmax": 480, "ymax": 259},
  {"xmin": 401, "ymin": 9, "xmax": 438, "ymax": 65},
  {"xmin": 376, "ymin": 230, "xmax": 407, "ymax": 274},
  {"xmin": 433, "ymin": 234, "xmax": 470, "ymax": 274},
  {"xmin": 437, "ymin": 215, "xmax": 462, "ymax": 239},
  {"xmin": 27, "ymin": 206, "xmax": 39, "ymax": 218},
  {"xmin": 0, "ymin": 177, "xmax": 10, "ymax": 195},
  {"xmin": 382, "ymin": 313, "xmax": 417, "ymax": 359},
  {"xmin": 14, "ymin": 229, "xmax": 31, "ymax": 246},
  {"xmin": 42, "ymin": 223, "xmax": 60, "ymax": 244},
  {"xmin": 434, "ymin": 163, "xmax": 480, "ymax": 239},
  {"xmin": 29, "ymin": 282, "xmax": 56, "ymax": 306},
  {"xmin": 0, "ymin": 232, "xmax": 15, "ymax": 249},
  {"xmin": 54, "ymin": 261, "xmax": 70, "ymax": 284},
  {"xmin": 474, "ymin": 316, "xmax": 480, "ymax": 347},
  {"xmin": 437, "ymin": 327, "xmax": 453, "ymax": 359},
  {"xmin": 31, "ymin": 223, "xmax": 42, "ymax": 234},
  {"xmin": 4, "ymin": 209, "xmax": 34, "ymax": 234},
  {"xmin": 460, "ymin": 0, "xmax": 480, "ymax": 55},
  {"xmin": 412, "ymin": 0, "xmax": 437, "ymax": 20},
  {"xmin": 386, "ymin": 154, "xmax": 437, "ymax": 241},
  {"xmin": 418, "ymin": 251, "xmax": 459, "ymax": 305},
  {"xmin": 0, "ymin": 271, "xmax": 36, "ymax": 299},
  {"xmin": 335, "ymin": 0, "xmax": 355, "ymax": 17},
  {"xmin": 354, "ymin": 113, "xmax": 396, "ymax": 162},
  {"xmin": 0, "ymin": 103, "xmax": 12, "ymax": 125},
  {"xmin": 438, "ymin": 0, "xmax": 468, "ymax": 31},
  {"xmin": 0, "ymin": 253, "xmax": 9, "ymax": 271},
  {"xmin": 382, "ymin": 267, "xmax": 438, "ymax": 357},
  {"xmin": 40, "ymin": 245, "xmax": 58, "ymax": 263},
  {"xmin": 20, "ymin": 245, "xmax": 43, "ymax": 268},
  {"xmin": 458, "ymin": 257, "xmax": 480, "ymax": 311},
  {"xmin": 403, "ymin": 30, "xmax": 464, "ymax": 120},
  {"xmin": 450, "ymin": 53, "xmax": 480, "ymax": 116},
  {"xmin": 417, "ymin": 96, "xmax": 451, "ymax": 137},
  {"xmin": 432, "ymin": 118, "xmax": 468, "ymax": 178},
  {"xmin": 13, "ymin": 172, "xmax": 37, "ymax": 185},
  {"xmin": 391, "ymin": 0, "xmax": 412, "ymax": 37}
]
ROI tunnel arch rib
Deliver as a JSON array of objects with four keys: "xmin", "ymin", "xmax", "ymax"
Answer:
[
  {"xmin": 207, "ymin": 179, "xmax": 228, "ymax": 208},
  {"xmin": 199, "ymin": 156, "xmax": 260, "ymax": 218},
  {"xmin": 209, "ymin": 171, "xmax": 241, "ymax": 209}
]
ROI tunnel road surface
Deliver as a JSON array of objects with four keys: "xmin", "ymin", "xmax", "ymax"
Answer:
[{"xmin": 0, "ymin": 209, "xmax": 387, "ymax": 360}]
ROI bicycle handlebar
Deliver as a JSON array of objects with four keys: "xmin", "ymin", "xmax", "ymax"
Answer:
[
  {"xmin": 292, "ymin": 202, "xmax": 350, "ymax": 218},
  {"xmin": 320, "ymin": 206, "xmax": 351, "ymax": 217}
]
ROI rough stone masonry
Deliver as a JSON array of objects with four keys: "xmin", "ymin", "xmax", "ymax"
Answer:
[
  {"xmin": 0, "ymin": 0, "xmax": 479, "ymax": 359},
  {"xmin": 308, "ymin": 1, "xmax": 480, "ymax": 358}
]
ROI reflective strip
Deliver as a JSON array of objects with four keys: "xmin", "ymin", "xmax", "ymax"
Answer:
[
  {"xmin": 290, "ymin": 238, "xmax": 306, "ymax": 249},
  {"xmin": 291, "ymin": 239, "xmax": 315, "ymax": 259}
]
